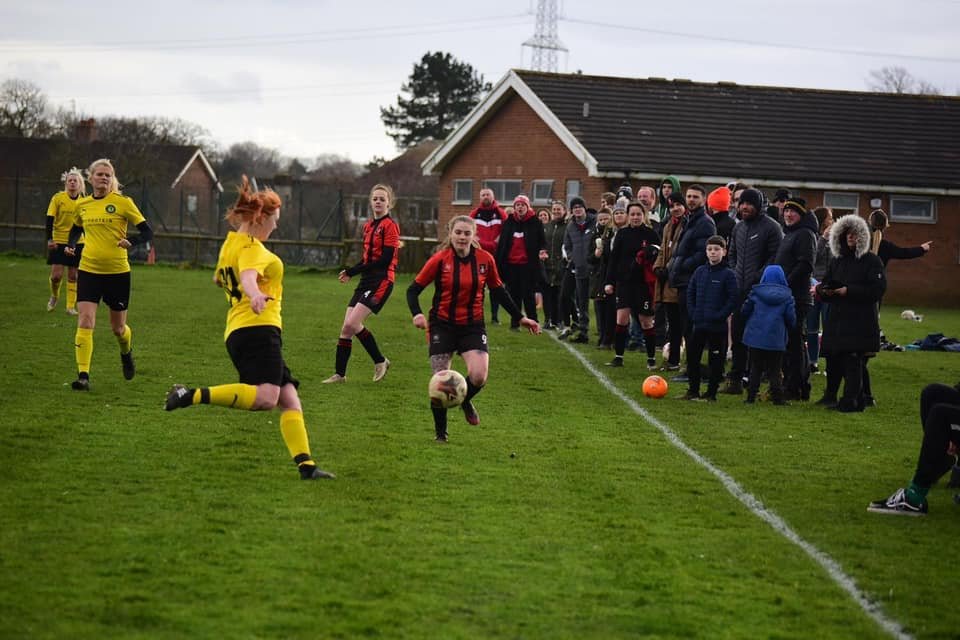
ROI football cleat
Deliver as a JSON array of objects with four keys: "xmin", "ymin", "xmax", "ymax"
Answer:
[
  {"xmin": 121, "ymin": 350, "xmax": 135, "ymax": 380},
  {"xmin": 165, "ymin": 384, "xmax": 192, "ymax": 411},
  {"xmin": 322, "ymin": 374, "xmax": 346, "ymax": 384},
  {"xmin": 372, "ymin": 358, "xmax": 390, "ymax": 382},
  {"xmin": 462, "ymin": 401, "xmax": 480, "ymax": 426},
  {"xmin": 66, "ymin": 307, "xmax": 78, "ymax": 316},
  {"xmin": 71, "ymin": 377, "xmax": 89, "ymax": 391},
  {"xmin": 299, "ymin": 465, "xmax": 336, "ymax": 480},
  {"xmin": 47, "ymin": 296, "xmax": 58, "ymax": 312}
]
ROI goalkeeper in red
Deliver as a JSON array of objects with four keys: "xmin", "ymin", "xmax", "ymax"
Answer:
[
  {"xmin": 407, "ymin": 215, "xmax": 540, "ymax": 443},
  {"xmin": 164, "ymin": 177, "xmax": 334, "ymax": 481}
]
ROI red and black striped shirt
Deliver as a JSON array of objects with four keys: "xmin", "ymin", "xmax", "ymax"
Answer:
[
  {"xmin": 346, "ymin": 214, "xmax": 400, "ymax": 284},
  {"xmin": 413, "ymin": 247, "xmax": 503, "ymax": 325}
]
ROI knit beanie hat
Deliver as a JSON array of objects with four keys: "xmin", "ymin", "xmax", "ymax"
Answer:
[
  {"xmin": 707, "ymin": 187, "xmax": 731, "ymax": 212},
  {"xmin": 569, "ymin": 196, "xmax": 586, "ymax": 210},
  {"xmin": 782, "ymin": 198, "xmax": 807, "ymax": 216},
  {"xmin": 739, "ymin": 188, "xmax": 763, "ymax": 211},
  {"xmin": 513, "ymin": 194, "xmax": 531, "ymax": 208},
  {"xmin": 667, "ymin": 192, "xmax": 686, "ymax": 207}
]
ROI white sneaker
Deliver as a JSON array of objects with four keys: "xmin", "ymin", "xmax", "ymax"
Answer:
[
  {"xmin": 66, "ymin": 307, "xmax": 78, "ymax": 316},
  {"xmin": 47, "ymin": 296, "xmax": 58, "ymax": 311},
  {"xmin": 373, "ymin": 358, "xmax": 390, "ymax": 382},
  {"xmin": 321, "ymin": 374, "xmax": 346, "ymax": 384}
]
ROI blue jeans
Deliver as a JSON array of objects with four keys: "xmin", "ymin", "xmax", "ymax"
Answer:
[{"xmin": 806, "ymin": 300, "xmax": 830, "ymax": 364}]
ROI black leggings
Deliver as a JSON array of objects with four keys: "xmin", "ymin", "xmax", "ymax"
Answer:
[{"xmin": 913, "ymin": 383, "xmax": 960, "ymax": 488}]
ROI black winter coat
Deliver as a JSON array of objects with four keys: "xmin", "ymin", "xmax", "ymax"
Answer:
[
  {"xmin": 497, "ymin": 213, "xmax": 546, "ymax": 272},
  {"xmin": 728, "ymin": 213, "xmax": 784, "ymax": 293},
  {"xmin": 668, "ymin": 207, "xmax": 716, "ymax": 290},
  {"xmin": 775, "ymin": 210, "xmax": 818, "ymax": 306},
  {"xmin": 818, "ymin": 215, "xmax": 886, "ymax": 355},
  {"xmin": 711, "ymin": 210, "xmax": 736, "ymax": 245}
]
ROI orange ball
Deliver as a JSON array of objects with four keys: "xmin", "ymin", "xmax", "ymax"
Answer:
[{"xmin": 642, "ymin": 374, "xmax": 668, "ymax": 399}]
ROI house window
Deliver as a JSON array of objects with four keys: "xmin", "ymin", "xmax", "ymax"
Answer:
[
  {"xmin": 453, "ymin": 180, "xmax": 472, "ymax": 205},
  {"xmin": 186, "ymin": 193, "xmax": 198, "ymax": 214},
  {"xmin": 890, "ymin": 196, "xmax": 936, "ymax": 224},
  {"xmin": 353, "ymin": 199, "xmax": 365, "ymax": 218},
  {"xmin": 408, "ymin": 202, "xmax": 419, "ymax": 220},
  {"xmin": 823, "ymin": 192, "xmax": 858, "ymax": 217},
  {"xmin": 531, "ymin": 180, "xmax": 554, "ymax": 205},
  {"xmin": 566, "ymin": 179, "xmax": 581, "ymax": 205},
  {"xmin": 482, "ymin": 180, "xmax": 523, "ymax": 203}
]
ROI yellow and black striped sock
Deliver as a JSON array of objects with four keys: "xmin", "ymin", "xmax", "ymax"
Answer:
[
  {"xmin": 280, "ymin": 410, "xmax": 313, "ymax": 468},
  {"xmin": 193, "ymin": 384, "xmax": 257, "ymax": 410},
  {"xmin": 66, "ymin": 280, "xmax": 77, "ymax": 310},
  {"xmin": 116, "ymin": 324, "xmax": 132, "ymax": 355},
  {"xmin": 75, "ymin": 327, "xmax": 93, "ymax": 375}
]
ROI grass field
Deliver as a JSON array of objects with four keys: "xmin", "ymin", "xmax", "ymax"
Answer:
[{"xmin": 1, "ymin": 254, "xmax": 958, "ymax": 639}]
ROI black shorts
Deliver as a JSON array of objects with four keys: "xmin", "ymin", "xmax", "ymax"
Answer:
[
  {"xmin": 615, "ymin": 281, "xmax": 654, "ymax": 316},
  {"xmin": 428, "ymin": 320, "xmax": 489, "ymax": 356},
  {"xmin": 47, "ymin": 243, "xmax": 82, "ymax": 267},
  {"xmin": 76, "ymin": 270, "xmax": 131, "ymax": 311},
  {"xmin": 225, "ymin": 325, "xmax": 299, "ymax": 387},
  {"xmin": 349, "ymin": 279, "xmax": 393, "ymax": 314}
]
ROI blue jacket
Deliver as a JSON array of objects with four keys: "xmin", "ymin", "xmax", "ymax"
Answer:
[
  {"xmin": 742, "ymin": 265, "xmax": 796, "ymax": 351},
  {"xmin": 687, "ymin": 262, "xmax": 739, "ymax": 333}
]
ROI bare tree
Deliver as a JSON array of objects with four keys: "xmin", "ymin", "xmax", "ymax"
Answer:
[
  {"xmin": 308, "ymin": 153, "xmax": 362, "ymax": 182},
  {"xmin": 217, "ymin": 141, "xmax": 282, "ymax": 185},
  {"xmin": 867, "ymin": 66, "xmax": 942, "ymax": 95},
  {"xmin": 0, "ymin": 78, "xmax": 53, "ymax": 137}
]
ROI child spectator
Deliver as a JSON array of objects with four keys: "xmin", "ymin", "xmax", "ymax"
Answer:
[
  {"xmin": 682, "ymin": 236, "xmax": 738, "ymax": 401},
  {"xmin": 741, "ymin": 265, "xmax": 795, "ymax": 405}
]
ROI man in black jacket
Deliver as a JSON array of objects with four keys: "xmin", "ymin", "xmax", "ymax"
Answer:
[
  {"xmin": 723, "ymin": 188, "xmax": 784, "ymax": 394},
  {"xmin": 775, "ymin": 198, "xmax": 818, "ymax": 400}
]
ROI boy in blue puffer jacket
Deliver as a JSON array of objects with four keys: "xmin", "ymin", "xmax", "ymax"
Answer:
[
  {"xmin": 683, "ymin": 235, "xmax": 738, "ymax": 401},
  {"xmin": 742, "ymin": 265, "xmax": 796, "ymax": 405}
]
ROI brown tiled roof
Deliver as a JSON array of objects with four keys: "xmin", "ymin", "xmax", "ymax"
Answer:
[
  {"xmin": 0, "ymin": 137, "xmax": 213, "ymax": 187},
  {"xmin": 515, "ymin": 70, "xmax": 960, "ymax": 189}
]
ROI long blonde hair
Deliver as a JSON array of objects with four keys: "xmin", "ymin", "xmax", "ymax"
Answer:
[
  {"xmin": 436, "ymin": 215, "xmax": 480, "ymax": 253},
  {"xmin": 86, "ymin": 158, "xmax": 121, "ymax": 194}
]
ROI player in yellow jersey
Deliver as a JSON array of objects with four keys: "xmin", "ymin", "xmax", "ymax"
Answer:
[
  {"xmin": 65, "ymin": 159, "xmax": 153, "ymax": 391},
  {"xmin": 164, "ymin": 176, "xmax": 334, "ymax": 481},
  {"xmin": 45, "ymin": 167, "xmax": 86, "ymax": 314}
]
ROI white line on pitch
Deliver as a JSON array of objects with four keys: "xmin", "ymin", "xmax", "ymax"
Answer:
[{"xmin": 556, "ymin": 338, "xmax": 911, "ymax": 640}]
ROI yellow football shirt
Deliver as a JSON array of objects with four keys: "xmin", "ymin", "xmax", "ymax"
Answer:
[
  {"xmin": 74, "ymin": 192, "xmax": 146, "ymax": 274},
  {"xmin": 215, "ymin": 231, "xmax": 283, "ymax": 340},
  {"xmin": 46, "ymin": 191, "xmax": 84, "ymax": 244}
]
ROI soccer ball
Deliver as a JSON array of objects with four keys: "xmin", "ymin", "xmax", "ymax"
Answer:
[
  {"xmin": 642, "ymin": 375, "xmax": 668, "ymax": 399},
  {"xmin": 428, "ymin": 369, "xmax": 468, "ymax": 408}
]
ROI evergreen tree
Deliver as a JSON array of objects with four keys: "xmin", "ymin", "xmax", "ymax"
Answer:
[{"xmin": 380, "ymin": 52, "xmax": 491, "ymax": 149}]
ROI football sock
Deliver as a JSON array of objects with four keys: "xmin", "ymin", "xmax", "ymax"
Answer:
[
  {"xmin": 116, "ymin": 324, "xmax": 132, "ymax": 355},
  {"xmin": 643, "ymin": 327, "xmax": 657, "ymax": 360},
  {"xmin": 614, "ymin": 323, "xmax": 629, "ymax": 357},
  {"xmin": 905, "ymin": 482, "xmax": 929, "ymax": 506},
  {"xmin": 280, "ymin": 410, "xmax": 313, "ymax": 463},
  {"xmin": 49, "ymin": 277, "xmax": 62, "ymax": 298},
  {"xmin": 66, "ymin": 280, "xmax": 77, "ymax": 310},
  {"xmin": 194, "ymin": 384, "xmax": 257, "ymax": 410},
  {"xmin": 431, "ymin": 406, "xmax": 448, "ymax": 438},
  {"xmin": 75, "ymin": 327, "xmax": 93, "ymax": 375},
  {"xmin": 357, "ymin": 328, "xmax": 384, "ymax": 363},
  {"xmin": 465, "ymin": 378, "xmax": 483, "ymax": 404},
  {"xmin": 335, "ymin": 338, "xmax": 352, "ymax": 376}
]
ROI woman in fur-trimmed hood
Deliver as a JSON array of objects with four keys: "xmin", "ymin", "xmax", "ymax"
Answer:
[{"xmin": 815, "ymin": 214, "xmax": 886, "ymax": 411}]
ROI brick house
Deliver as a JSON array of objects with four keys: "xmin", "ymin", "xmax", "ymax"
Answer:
[{"xmin": 422, "ymin": 70, "xmax": 960, "ymax": 306}]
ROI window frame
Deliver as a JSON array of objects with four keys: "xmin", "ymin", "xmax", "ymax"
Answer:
[
  {"xmin": 889, "ymin": 195, "xmax": 937, "ymax": 224},
  {"xmin": 452, "ymin": 179, "xmax": 472, "ymax": 205},
  {"xmin": 565, "ymin": 179, "xmax": 582, "ymax": 206},
  {"xmin": 482, "ymin": 179, "xmax": 524, "ymax": 204},
  {"xmin": 531, "ymin": 179, "xmax": 555, "ymax": 205},
  {"xmin": 822, "ymin": 191, "xmax": 859, "ymax": 217}
]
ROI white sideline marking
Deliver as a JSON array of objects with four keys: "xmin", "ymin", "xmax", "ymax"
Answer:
[{"xmin": 557, "ymin": 340, "xmax": 911, "ymax": 640}]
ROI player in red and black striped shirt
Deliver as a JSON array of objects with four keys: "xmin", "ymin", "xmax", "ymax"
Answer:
[
  {"xmin": 323, "ymin": 184, "xmax": 400, "ymax": 384},
  {"xmin": 407, "ymin": 215, "xmax": 540, "ymax": 442}
]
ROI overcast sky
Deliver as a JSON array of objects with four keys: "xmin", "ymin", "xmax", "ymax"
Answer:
[{"xmin": 2, "ymin": 1, "xmax": 958, "ymax": 166}]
